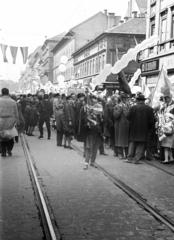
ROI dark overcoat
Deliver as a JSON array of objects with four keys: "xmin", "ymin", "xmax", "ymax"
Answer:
[
  {"xmin": 127, "ymin": 102, "xmax": 155, "ymax": 142},
  {"xmin": 113, "ymin": 103, "xmax": 130, "ymax": 147}
]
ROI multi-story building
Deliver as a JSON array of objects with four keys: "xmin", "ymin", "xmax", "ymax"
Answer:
[
  {"xmin": 39, "ymin": 34, "xmax": 64, "ymax": 84},
  {"xmin": 52, "ymin": 11, "xmax": 121, "ymax": 85},
  {"xmin": 139, "ymin": 0, "xmax": 174, "ymax": 91},
  {"xmin": 72, "ymin": 17, "xmax": 146, "ymax": 86},
  {"xmin": 19, "ymin": 46, "xmax": 42, "ymax": 93}
]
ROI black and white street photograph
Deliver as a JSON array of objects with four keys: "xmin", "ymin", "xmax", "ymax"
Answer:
[{"xmin": 1, "ymin": 0, "xmax": 174, "ymax": 239}]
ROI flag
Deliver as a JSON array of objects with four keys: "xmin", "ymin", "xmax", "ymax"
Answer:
[
  {"xmin": 151, "ymin": 66, "xmax": 174, "ymax": 108},
  {"xmin": 1, "ymin": 44, "xmax": 8, "ymax": 62},
  {"xmin": 118, "ymin": 71, "xmax": 132, "ymax": 94},
  {"xmin": 20, "ymin": 46, "xmax": 28, "ymax": 64},
  {"xmin": 10, "ymin": 46, "xmax": 18, "ymax": 64},
  {"xmin": 142, "ymin": 77, "xmax": 151, "ymax": 98},
  {"xmin": 115, "ymin": 46, "xmax": 132, "ymax": 94}
]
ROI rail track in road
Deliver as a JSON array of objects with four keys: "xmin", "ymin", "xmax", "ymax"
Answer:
[
  {"xmin": 72, "ymin": 143, "xmax": 174, "ymax": 233},
  {"xmin": 144, "ymin": 160, "xmax": 174, "ymax": 177},
  {"xmin": 20, "ymin": 134, "xmax": 61, "ymax": 240}
]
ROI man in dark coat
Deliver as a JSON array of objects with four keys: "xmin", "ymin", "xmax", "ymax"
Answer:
[
  {"xmin": 38, "ymin": 94, "xmax": 53, "ymax": 139},
  {"xmin": 126, "ymin": 94, "xmax": 155, "ymax": 164}
]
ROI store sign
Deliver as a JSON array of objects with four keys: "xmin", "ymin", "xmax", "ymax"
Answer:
[{"xmin": 141, "ymin": 59, "xmax": 159, "ymax": 73}]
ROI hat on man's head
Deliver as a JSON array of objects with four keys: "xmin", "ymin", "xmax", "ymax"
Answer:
[
  {"xmin": 136, "ymin": 93, "xmax": 146, "ymax": 101},
  {"xmin": 77, "ymin": 93, "xmax": 85, "ymax": 99}
]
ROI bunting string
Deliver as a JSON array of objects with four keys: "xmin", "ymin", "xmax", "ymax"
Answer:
[{"xmin": 0, "ymin": 43, "xmax": 28, "ymax": 64}]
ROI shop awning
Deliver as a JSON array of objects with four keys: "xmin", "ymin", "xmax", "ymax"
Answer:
[{"xmin": 111, "ymin": 35, "xmax": 159, "ymax": 75}]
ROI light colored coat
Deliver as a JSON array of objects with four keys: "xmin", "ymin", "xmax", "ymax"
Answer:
[{"xmin": 0, "ymin": 96, "xmax": 19, "ymax": 131}]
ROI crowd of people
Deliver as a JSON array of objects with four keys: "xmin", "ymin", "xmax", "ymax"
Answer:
[{"xmin": 0, "ymin": 87, "xmax": 174, "ymax": 170}]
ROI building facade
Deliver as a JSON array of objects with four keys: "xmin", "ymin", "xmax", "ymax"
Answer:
[
  {"xmin": 19, "ymin": 46, "xmax": 42, "ymax": 93},
  {"xmin": 52, "ymin": 11, "xmax": 121, "ymax": 87},
  {"xmin": 72, "ymin": 17, "xmax": 146, "ymax": 86},
  {"xmin": 39, "ymin": 34, "xmax": 64, "ymax": 84},
  {"xmin": 139, "ymin": 0, "xmax": 174, "ymax": 91}
]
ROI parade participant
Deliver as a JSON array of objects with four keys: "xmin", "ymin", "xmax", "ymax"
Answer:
[
  {"xmin": 63, "ymin": 95, "xmax": 76, "ymax": 149},
  {"xmin": 27, "ymin": 100, "xmax": 39, "ymax": 136},
  {"xmin": 126, "ymin": 93, "xmax": 155, "ymax": 164},
  {"xmin": 113, "ymin": 92, "xmax": 130, "ymax": 159},
  {"xmin": 84, "ymin": 95, "xmax": 103, "ymax": 169},
  {"xmin": 163, "ymin": 92, "xmax": 174, "ymax": 115},
  {"xmin": 103, "ymin": 95, "xmax": 116, "ymax": 153},
  {"xmin": 38, "ymin": 94, "xmax": 53, "ymax": 139},
  {"xmin": 75, "ymin": 93, "xmax": 86, "ymax": 141},
  {"xmin": 55, "ymin": 100, "xmax": 64, "ymax": 146},
  {"xmin": 159, "ymin": 112, "xmax": 174, "ymax": 163},
  {"xmin": 113, "ymin": 94, "xmax": 121, "ymax": 157},
  {"xmin": 0, "ymin": 88, "xmax": 19, "ymax": 157},
  {"xmin": 23, "ymin": 99, "xmax": 32, "ymax": 135}
]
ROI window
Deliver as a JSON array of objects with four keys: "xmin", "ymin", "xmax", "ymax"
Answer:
[
  {"xmin": 93, "ymin": 59, "xmax": 95, "ymax": 74},
  {"xmin": 150, "ymin": 17, "xmax": 155, "ymax": 36},
  {"xmin": 98, "ymin": 56, "xmax": 101, "ymax": 72},
  {"xmin": 96, "ymin": 56, "xmax": 98, "ymax": 73},
  {"xmin": 150, "ymin": 4, "xmax": 156, "ymax": 16},
  {"xmin": 87, "ymin": 61, "xmax": 89, "ymax": 75},
  {"xmin": 102, "ymin": 54, "xmax": 105, "ymax": 69},
  {"xmin": 171, "ymin": 11, "xmax": 174, "ymax": 38},
  {"xmin": 89, "ymin": 60, "xmax": 92, "ymax": 75},
  {"xmin": 160, "ymin": 11, "xmax": 167, "ymax": 42}
]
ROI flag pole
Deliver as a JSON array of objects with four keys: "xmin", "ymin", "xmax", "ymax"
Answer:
[{"xmin": 151, "ymin": 64, "xmax": 164, "ymax": 106}]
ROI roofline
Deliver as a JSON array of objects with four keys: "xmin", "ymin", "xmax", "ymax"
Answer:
[
  {"xmin": 52, "ymin": 31, "xmax": 75, "ymax": 53},
  {"xmin": 71, "ymin": 11, "xmax": 105, "ymax": 31},
  {"xmin": 52, "ymin": 11, "xmax": 105, "ymax": 53},
  {"xmin": 72, "ymin": 32, "xmax": 145, "ymax": 57}
]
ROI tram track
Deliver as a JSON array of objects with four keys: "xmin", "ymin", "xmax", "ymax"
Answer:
[
  {"xmin": 144, "ymin": 160, "xmax": 174, "ymax": 177},
  {"xmin": 20, "ymin": 134, "xmax": 61, "ymax": 240},
  {"xmin": 72, "ymin": 143, "xmax": 174, "ymax": 233}
]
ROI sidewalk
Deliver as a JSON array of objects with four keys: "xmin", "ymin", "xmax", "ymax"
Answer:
[
  {"xmin": 72, "ymin": 139, "xmax": 174, "ymax": 222},
  {"xmin": 0, "ymin": 140, "xmax": 43, "ymax": 240}
]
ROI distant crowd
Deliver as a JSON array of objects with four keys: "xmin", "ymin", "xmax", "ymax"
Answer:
[{"xmin": 0, "ymin": 88, "xmax": 174, "ymax": 169}]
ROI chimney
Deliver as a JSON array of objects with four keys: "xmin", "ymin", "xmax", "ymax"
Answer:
[
  {"xmin": 124, "ymin": 16, "xmax": 129, "ymax": 22},
  {"xmin": 104, "ymin": 9, "xmax": 107, "ymax": 15},
  {"xmin": 132, "ymin": 11, "xmax": 138, "ymax": 18},
  {"xmin": 107, "ymin": 13, "xmax": 121, "ymax": 28},
  {"xmin": 119, "ymin": 20, "xmax": 124, "ymax": 25}
]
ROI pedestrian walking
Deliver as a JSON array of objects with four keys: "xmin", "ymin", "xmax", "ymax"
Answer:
[{"xmin": 0, "ymin": 88, "xmax": 19, "ymax": 157}]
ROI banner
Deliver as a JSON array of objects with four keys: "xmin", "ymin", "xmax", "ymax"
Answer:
[
  {"xmin": 20, "ymin": 46, "xmax": 28, "ymax": 64},
  {"xmin": 1, "ymin": 44, "xmax": 8, "ymax": 62},
  {"xmin": 10, "ymin": 46, "xmax": 18, "ymax": 64},
  {"xmin": 151, "ymin": 66, "xmax": 174, "ymax": 108}
]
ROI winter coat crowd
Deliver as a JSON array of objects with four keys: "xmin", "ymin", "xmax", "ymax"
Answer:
[{"xmin": 2, "ymin": 89, "xmax": 174, "ymax": 169}]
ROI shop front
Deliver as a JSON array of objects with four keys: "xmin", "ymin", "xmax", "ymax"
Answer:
[{"xmin": 140, "ymin": 58, "xmax": 160, "ymax": 92}]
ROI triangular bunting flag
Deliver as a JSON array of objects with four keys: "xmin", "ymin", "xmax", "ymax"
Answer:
[
  {"xmin": 10, "ymin": 46, "xmax": 18, "ymax": 64},
  {"xmin": 1, "ymin": 44, "xmax": 8, "ymax": 62},
  {"xmin": 20, "ymin": 46, "xmax": 28, "ymax": 64}
]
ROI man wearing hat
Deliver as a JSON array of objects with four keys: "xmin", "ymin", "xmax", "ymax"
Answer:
[{"xmin": 126, "ymin": 93, "xmax": 155, "ymax": 164}]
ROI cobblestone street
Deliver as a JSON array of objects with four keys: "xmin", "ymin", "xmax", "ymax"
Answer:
[{"xmin": 25, "ymin": 131, "xmax": 174, "ymax": 240}]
